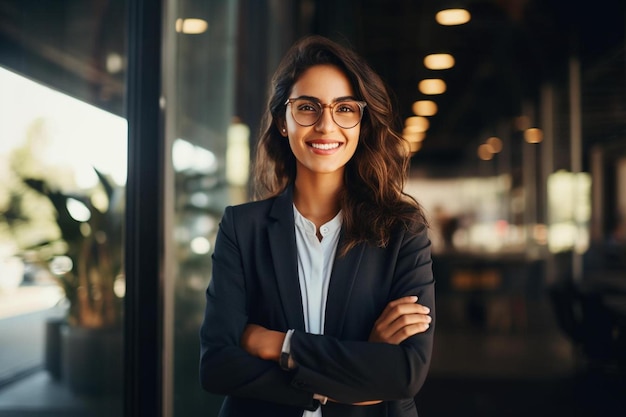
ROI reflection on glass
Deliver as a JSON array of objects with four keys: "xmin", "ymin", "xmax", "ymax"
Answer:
[
  {"xmin": 164, "ymin": 1, "xmax": 238, "ymax": 415},
  {"xmin": 173, "ymin": 138, "xmax": 219, "ymax": 175},
  {"xmin": 0, "ymin": 67, "xmax": 126, "ymax": 412}
]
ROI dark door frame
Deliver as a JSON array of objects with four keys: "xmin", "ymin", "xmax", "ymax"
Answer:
[{"xmin": 125, "ymin": 0, "xmax": 164, "ymax": 415}]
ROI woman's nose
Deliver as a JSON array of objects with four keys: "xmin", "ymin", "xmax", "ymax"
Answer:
[{"xmin": 314, "ymin": 106, "xmax": 336, "ymax": 132}]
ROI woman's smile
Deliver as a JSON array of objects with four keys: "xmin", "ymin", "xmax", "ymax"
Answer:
[{"xmin": 308, "ymin": 140, "xmax": 342, "ymax": 152}]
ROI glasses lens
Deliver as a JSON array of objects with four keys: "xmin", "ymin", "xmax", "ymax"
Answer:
[
  {"xmin": 332, "ymin": 101, "xmax": 362, "ymax": 129},
  {"xmin": 290, "ymin": 99, "xmax": 364, "ymax": 128},
  {"xmin": 291, "ymin": 99, "xmax": 321, "ymax": 126}
]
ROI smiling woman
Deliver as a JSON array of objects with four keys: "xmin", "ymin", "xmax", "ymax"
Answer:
[{"xmin": 200, "ymin": 35, "xmax": 435, "ymax": 417}]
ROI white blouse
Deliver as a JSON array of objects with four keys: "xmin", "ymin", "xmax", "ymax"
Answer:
[{"xmin": 293, "ymin": 205, "xmax": 342, "ymax": 416}]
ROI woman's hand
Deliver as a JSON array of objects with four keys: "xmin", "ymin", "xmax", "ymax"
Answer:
[
  {"xmin": 241, "ymin": 324, "xmax": 285, "ymax": 362},
  {"xmin": 369, "ymin": 296, "xmax": 431, "ymax": 345}
]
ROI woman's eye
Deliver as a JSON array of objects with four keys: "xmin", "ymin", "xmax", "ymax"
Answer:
[
  {"xmin": 337, "ymin": 104, "xmax": 356, "ymax": 113},
  {"xmin": 298, "ymin": 104, "xmax": 318, "ymax": 112}
]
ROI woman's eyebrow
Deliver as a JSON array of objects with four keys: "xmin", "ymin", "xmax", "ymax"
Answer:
[
  {"xmin": 334, "ymin": 95, "xmax": 358, "ymax": 102},
  {"xmin": 295, "ymin": 95, "xmax": 358, "ymax": 102}
]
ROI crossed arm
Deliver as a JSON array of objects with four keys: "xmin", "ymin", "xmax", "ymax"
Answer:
[
  {"xmin": 241, "ymin": 295, "xmax": 432, "ymax": 405},
  {"xmin": 200, "ymin": 206, "xmax": 435, "ymax": 407}
]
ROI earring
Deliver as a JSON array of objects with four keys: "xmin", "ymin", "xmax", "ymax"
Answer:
[{"xmin": 282, "ymin": 128, "xmax": 286, "ymax": 133}]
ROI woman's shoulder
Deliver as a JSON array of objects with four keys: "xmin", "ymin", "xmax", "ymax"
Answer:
[
  {"xmin": 221, "ymin": 191, "xmax": 290, "ymax": 226},
  {"xmin": 230, "ymin": 186, "xmax": 291, "ymax": 214},
  {"xmin": 394, "ymin": 217, "xmax": 429, "ymax": 243},
  {"xmin": 224, "ymin": 196, "xmax": 276, "ymax": 219},
  {"xmin": 395, "ymin": 200, "xmax": 429, "ymax": 233}
]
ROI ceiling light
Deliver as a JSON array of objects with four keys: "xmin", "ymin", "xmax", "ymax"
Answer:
[
  {"xmin": 436, "ymin": 9, "xmax": 471, "ymax": 26},
  {"xmin": 412, "ymin": 100, "xmax": 438, "ymax": 116},
  {"xmin": 478, "ymin": 144, "xmax": 494, "ymax": 160},
  {"xmin": 486, "ymin": 136, "xmax": 503, "ymax": 153},
  {"xmin": 409, "ymin": 141, "xmax": 423, "ymax": 153},
  {"xmin": 403, "ymin": 129, "xmax": 426, "ymax": 141},
  {"xmin": 405, "ymin": 116, "xmax": 430, "ymax": 133},
  {"xmin": 524, "ymin": 128, "xmax": 543, "ymax": 144},
  {"xmin": 424, "ymin": 54, "xmax": 455, "ymax": 70},
  {"xmin": 402, "ymin": 135, "xmax": 424, "ymax": 152},
  {"xmin": 175, "ymin": 18, "xmax": 209, "ymax": 34},
  {"xmin": 418, "ymin": 79, "xmax": 447, "ymax": 95}
]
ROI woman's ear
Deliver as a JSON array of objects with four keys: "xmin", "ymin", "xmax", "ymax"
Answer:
[{"xmin": 275, "ymin": 119, "xmax": 288, "ymax": 137}]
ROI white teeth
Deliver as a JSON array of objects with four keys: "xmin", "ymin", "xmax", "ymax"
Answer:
[{"xmin": 311, "ymin": 142, "xmax": 340, "ymax": 150}]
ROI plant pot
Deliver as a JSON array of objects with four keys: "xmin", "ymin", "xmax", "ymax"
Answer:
[
  {"xmin": 61, "ymin": 325, "xmax": 123, "ymax": 396},
  {"xmin": 44, "ymin": 318, "xmax": 66, "ymax": 380}
]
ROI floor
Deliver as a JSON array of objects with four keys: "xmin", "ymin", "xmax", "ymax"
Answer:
[
  {"xmin": 416, "ymin": 293, "xmax": 626, "ymax": 417},
  {"xmin": 0, "ymin": 294, "xmax": 624, "ymax": 416},
  {"xmin": 417, "ymin": 371, "xmax": 626, "ymax": 417}
]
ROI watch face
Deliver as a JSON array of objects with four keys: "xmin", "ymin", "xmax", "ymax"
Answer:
[{"xmin": 279, "ymin": 351, "xmax": 291, "ymax": 370}]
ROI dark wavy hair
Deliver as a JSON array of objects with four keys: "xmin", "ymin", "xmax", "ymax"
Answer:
[{"xmin": 254, "ymin": 35, "xmax": 427, "ymax": 253}]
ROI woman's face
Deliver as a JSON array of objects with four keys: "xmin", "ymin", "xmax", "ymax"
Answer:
[{"xmin": 281, "ymin": 64, "xmax": 361, "ymax": 179}]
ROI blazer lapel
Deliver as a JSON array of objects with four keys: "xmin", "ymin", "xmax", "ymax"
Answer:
[
  {"xmin": 324, "ymin": 234, "xmax": 365, "ymax": 336},
  {"xmin": 268, "ymin": 187, "xmax": 306, "ymax": 331}
]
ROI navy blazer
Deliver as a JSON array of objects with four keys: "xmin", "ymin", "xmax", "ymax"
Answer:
[{"xmin": 200, "ymin": 187, "xmax": 435, "ymax": 417}]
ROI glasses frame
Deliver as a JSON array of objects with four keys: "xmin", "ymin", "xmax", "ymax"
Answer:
[{"xmin": 284, "ymin": 97, "xmax": 367, "ymax": 129}]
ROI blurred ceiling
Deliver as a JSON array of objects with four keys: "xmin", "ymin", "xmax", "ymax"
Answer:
[
  {"xmin": 1, "ymin": 0, "xmax": 624, "ymax": 171},
  {"xmin": 348, "ymin": 0, "xmax": 626, "ymax": 166}
]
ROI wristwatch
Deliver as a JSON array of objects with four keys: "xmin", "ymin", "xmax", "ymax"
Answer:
[
  {"xmin": 279, "ymin": 350, "xmax": 291, "ymax": 371},
  {"xmin": 279, "ymin": 329, "xmax": 295, "ymax": 370}
]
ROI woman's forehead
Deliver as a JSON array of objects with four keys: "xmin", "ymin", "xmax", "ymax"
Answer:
[{"xmin": 290, "ymin": 64, "xmax": 354, "ymax": 100}]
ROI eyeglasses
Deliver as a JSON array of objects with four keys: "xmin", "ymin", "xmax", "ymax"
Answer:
[{"xmin": 284, "ymin": 97, "xmax": 367, "ymax": 129}]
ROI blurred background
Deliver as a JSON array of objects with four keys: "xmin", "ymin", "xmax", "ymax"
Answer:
[{"xmin": 0, "ymin": 0, "xmax": 625, "ymax": 416}]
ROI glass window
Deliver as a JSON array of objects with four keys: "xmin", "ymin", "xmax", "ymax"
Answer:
[
  {"xmin": 0, "ymin": 0, "xmax": 126, "ymax": 414},
  {"xmin": 162, "ymin": 0, "xmax": 238, "ymax": 415}
]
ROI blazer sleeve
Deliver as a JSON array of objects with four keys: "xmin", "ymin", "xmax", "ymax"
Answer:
[
  {"xmin": 288, "ymin": 224, "xmax": 435, "ymax": 404},
  {"xmin": 199, "ymin": 206, "xmax": 318, "ymax": 410}
]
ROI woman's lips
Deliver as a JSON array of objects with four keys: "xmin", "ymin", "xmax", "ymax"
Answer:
[{"xmin": 309, "ymin": 142, "xmax": 341, "ymax": 150}]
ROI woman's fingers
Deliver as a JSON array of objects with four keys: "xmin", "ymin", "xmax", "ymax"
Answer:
[
  {"xmin": 383, "ymin": 321, "xmax": 431, "ymax": 345},
  {"xmin": 379, "ymin": 297, "xmax": 429, "ymax": 321},
  {"xmin": 372, "ymin": 311, "xmax": 431, "ymax": 344},
  {"xmin": 381, "ymin": 296, "xmax": 420, "ymax": 316},
  {"xmin": 376, "ymin": 299, "xmax": 430, "ymax": 329},
  {"xmin": 369, "ymin": 296, "xmax": 432, "ymax": 344}
]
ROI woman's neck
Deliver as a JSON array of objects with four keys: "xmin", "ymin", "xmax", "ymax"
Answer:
[{"xmin": 293, "ymin": 173, "xmax": 343, "ymax": 228}]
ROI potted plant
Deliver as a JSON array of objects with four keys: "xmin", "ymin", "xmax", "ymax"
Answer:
[{"xmin": 24, "ymin": 169, "xmax": 124, "ymax": 395}]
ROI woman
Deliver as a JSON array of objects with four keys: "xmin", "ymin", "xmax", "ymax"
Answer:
[{"xmin": 200, "ymin": 35, "xmax": 435, "ymax": 417}]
